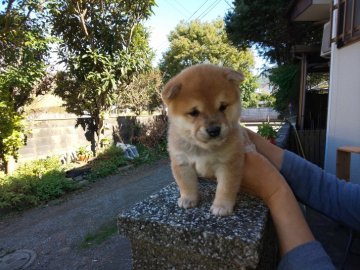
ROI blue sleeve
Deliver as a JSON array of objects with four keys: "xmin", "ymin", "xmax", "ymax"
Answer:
[
  {"xmin": 280, "ymin": 150, "xmax": 360, "ymax": 231},
  {"xmin": 278, "ymin": 241, "xmax": 335, "ymax": 270}
]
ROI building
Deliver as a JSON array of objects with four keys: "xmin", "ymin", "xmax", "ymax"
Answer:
[{"xmin": 290, "ymin": 0, "xmax": 360, "ymax": 183}]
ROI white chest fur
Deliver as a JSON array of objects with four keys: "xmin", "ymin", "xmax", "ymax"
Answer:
[
  {"xmin": 174, "ymin": 149, "xmax": 227, "ymax": 179},
  {"xmin": 192, "ymin": 153, "xmax": 219, "ymax": 178}
]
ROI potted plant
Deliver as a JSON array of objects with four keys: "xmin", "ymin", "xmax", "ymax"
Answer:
[
  {"xmin": 76, "ymin": 146, "xmax": 91, "ymax": 162},
  {"xmin": 257, "ymin": 122, "xmax": 277, "ymax": 144}
]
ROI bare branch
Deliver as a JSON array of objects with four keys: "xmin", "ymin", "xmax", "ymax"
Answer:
[{"xmin": 2, "ymin": 0, "xmax": 16, "ymax": 33}]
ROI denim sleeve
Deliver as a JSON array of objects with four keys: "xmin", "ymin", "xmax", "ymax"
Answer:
[
  {"xmin": 280, "ymin": 150, "xmax": 360, "ymax": 231},
  {"xmin": 278, "ymin": 241, "xmax": 335, "ymax": 270}
]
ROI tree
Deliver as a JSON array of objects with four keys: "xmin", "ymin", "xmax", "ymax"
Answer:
[
  {"xmin": 159, "ymin": 19, "xmax": 258, "ymax": 108},
  {"xmin": 225, "ymin": 0, "xmax": 322, "ymax": 65},
  {"xmin": 120, "ymin": 69, "xmax": 163, "ymax": 115},
  {"xmin": 0, "ymin": 0, "xmax": 51, "ymax": 170},
  {"xmin": 50, "ymin": 0, "xmax": 155, "ymax": 149},
  {"xmin": 257, "ymin": 91, "xmax": 275, "ymax": 107},
  {"xmin": 268, "ymin": 64, "xmax": 299, "ymax": 115}
]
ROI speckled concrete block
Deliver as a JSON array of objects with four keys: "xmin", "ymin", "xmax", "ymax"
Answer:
[{"xmin": 118, "ymin": 180, "xmax": 277, "ymax": 270}]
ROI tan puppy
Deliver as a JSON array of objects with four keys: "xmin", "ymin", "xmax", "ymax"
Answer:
[{"xmin": 162, "ymin": 64, "xmax": 247, "ymax": 216}]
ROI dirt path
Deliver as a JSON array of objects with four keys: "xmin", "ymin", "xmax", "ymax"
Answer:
[{"xmin": 0, "ymin": 159, "xmax": 172, "ymax": 270}]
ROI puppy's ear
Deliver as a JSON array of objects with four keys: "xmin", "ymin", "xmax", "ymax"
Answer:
[
  {"xmin": 224, "ymin": 68, "xmax": 244, "ymax": 84},
  {"xmin": 162, "ymin": 81, "xmax": 182, "ymax": 104}
]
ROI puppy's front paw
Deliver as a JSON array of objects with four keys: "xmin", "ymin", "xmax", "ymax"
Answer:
[
  {"xmin": 178, "ymin": 196, "xmax": 198, "ymax": 209},
  {"xmin": 210, "ymin": 203, "xmax": 234, "ymax": 216}
]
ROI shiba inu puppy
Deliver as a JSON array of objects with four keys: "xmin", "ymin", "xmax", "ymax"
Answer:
[{"xmin": 162, "ymin": 64, "xmax": 248, "ymax": 216}]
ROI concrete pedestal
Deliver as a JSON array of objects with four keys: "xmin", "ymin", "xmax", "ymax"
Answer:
[{"xmin": 118, "ymin": 180, "xmax": 277, "ymax": 269}]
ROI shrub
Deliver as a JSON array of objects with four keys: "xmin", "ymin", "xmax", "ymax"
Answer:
[
  {"xmin": 87, "ymin": 145, "xmax": 127, "ymax": 180},
  {"xmin": 132, "ymin": 116, "xmax": 168, "ymax": 148},
  {"xmin": 0, "ymin": 156, "xmax": 76, "ymax": 211}
]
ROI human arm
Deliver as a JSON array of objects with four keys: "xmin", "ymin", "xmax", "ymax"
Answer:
[
  {"xmin": 243, "ymin": 152, "xmax": 314, "ymax": 255},
  {"xmin": 243, "ymin": 152, "xmax": 335, "ymax": 269},
  {"xmin": 281, "ymin": 150, "xmax": 360, "ymax": 231},
  {"xmin": 247, "ymin": 129, "xmax": 360, "ymax": 231}
]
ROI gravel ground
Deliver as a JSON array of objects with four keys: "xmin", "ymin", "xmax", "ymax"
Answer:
[{"xmin": 0, "ymin": 158, "xmax": 172, "ymax": 270}]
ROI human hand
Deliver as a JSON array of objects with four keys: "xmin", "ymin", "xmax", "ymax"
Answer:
[{"xmin": 245, "ymin": 128, "xmax": 284, "ymax": 170}]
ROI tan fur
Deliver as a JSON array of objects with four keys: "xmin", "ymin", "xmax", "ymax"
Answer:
[{"xmin": 162, "ymin": 64, "xmax": 246, "ymax": 216}]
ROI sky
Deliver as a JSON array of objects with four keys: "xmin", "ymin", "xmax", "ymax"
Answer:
[{"xmin": 144, "ymin": 0, "xmax": 268, "ymax": 74}]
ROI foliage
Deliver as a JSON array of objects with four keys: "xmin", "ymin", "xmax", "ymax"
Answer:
[
  {"xmin": 240, "ymin": 75, "xmax": 259, "ymax": 108},
  {"xmin": 86, "ymin": 145, "xmax": 128, "ymax": 180},
  {"xmin": 257, "ymin": 91, "xmax": 276, "ymax": 107},
  {"xmin": 159, "ymin": 19, "xmax": 258, "ymax": 107},
  {"xmin": 225, "ymin": 0, "xmax": 322, "ymax": 64},
  {"xmin": 268, "ymin": 64, "xmax": 299, "ymax": 115},
  {"xmin": 50, "ymin": 0, "xmax": 156, "ymax": 148},
  {"xmin": 0, "ymin": 0, "xmax": 52, "ymax": 167},
  {"xmin": 132, "ymin": 141, "xmax": 168, "ymax": 166},
  {"xmin": 132, "ymin": 116, "xmax": 168, "ymax": 148},
  {"xmin": 0, "ymin": 156, "xmax": 76, "ymax": 211},
  {"xmin": 119, "ymin": 69, "xmax": 163, "ymax": 115},
  {"xmin": 76, "ymin": 146, "xmax": 92, "ymax": 162},
  {"xmin": 257, "ymin": 122, "xmax": 277, "ymax": 139},
  {"xmin": 306, "ymin": 73, "xmax": 329, "ymax": 91},
  {"xmin": 0, "ymin": 125, "xmax": 167, "ymax": 212},
  {"xmin": 100, "ymin": 137, "xmax": 111, "ymax": 148},
  {"xmin": 0, "ymin": 101, "xmax": 27, "ymax": 163}
]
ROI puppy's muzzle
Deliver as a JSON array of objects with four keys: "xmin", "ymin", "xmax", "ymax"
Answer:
[{"xmin": 206, "ymin": 125, "xmax": 221, "ymax": 138}]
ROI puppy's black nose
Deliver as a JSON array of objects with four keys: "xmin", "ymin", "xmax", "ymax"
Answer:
[{"xmin": 206, "ymin": 126, "xmax": 221, "ymax": 138}]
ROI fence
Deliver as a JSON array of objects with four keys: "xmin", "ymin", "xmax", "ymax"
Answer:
[
  {"xmin": 241, "ymin": 107, "xmax": 279, "ymax": 122},
  {"xmin": 288, "ymin": 129, "xmax": 326, "ymax": 168}
]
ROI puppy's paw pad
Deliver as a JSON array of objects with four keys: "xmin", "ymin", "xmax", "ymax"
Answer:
[
  {"xmin": 210, "ymin": 204, "xmax": 233, "ymax": 216},
  {"xmin": 178, "ymin": 197, "xmax": 198, "ymax": 209}
]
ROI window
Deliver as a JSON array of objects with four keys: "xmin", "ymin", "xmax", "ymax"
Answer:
[{"xmin": 337, "ymin": 0, "xmax": 360, "ymax": 47}]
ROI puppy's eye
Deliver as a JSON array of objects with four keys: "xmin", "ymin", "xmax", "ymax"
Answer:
[
  {"xmin": 219, "ymin": 104, "xmax": 228, "ymax": 112},
  {"xmin": 188, "ymin": 109, "xmax": 200, "ymax": 117}
]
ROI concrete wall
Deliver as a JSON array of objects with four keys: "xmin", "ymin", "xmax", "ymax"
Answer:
[
  {"xmin": 16, "ymin": 108, "xmax": 279, "ymax": 166},
  {"xmin": 325, "ymin": 41, "xmax": 360, "ymax": 184},
  {"xmin": 17, "ymin": 115, "xmax": 156, "ymax": 165}
]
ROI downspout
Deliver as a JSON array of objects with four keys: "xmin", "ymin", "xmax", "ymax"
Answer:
[
  {"xmin": 298, "ymin": 53, "xmax": 307, "ymax": 130},
  {"xmin": 324, "ymin": 0, "xmax": 338, "ymax": 171}
]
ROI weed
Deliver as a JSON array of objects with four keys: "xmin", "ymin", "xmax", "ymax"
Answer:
[{"xmin": 80, "ymin": 221, "xmax": 118, "ymax": 248}]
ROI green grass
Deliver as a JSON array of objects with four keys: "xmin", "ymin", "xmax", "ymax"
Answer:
[{"xmin": 80, "ymin": 221, "xmax": 118, "ymax": 248}]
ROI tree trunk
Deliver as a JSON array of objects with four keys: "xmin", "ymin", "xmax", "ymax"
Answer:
[
  {"xmin": 5, "ymin": 156, "xmax": 17, "ymax": 175},
  {"xmin": 94, "ymin": 113, "xmax": 105, "ymax": 152}
]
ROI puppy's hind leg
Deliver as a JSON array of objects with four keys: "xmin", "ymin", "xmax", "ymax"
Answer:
[{"xmin": 171, "ymin": 160, "xmax": 199, "ymax": 209}]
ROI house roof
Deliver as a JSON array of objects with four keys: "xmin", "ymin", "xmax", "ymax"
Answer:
[
  {"xmin": 289, "ymin": 0, "xmax": 331, "ymax": 22},
  {"xmin": 291, "ymin": 45, "xmax": 330, "ymax": 73},
  {"xmin": 288, "ymin": 0, "xmax": 332, "ymax": 72}
]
